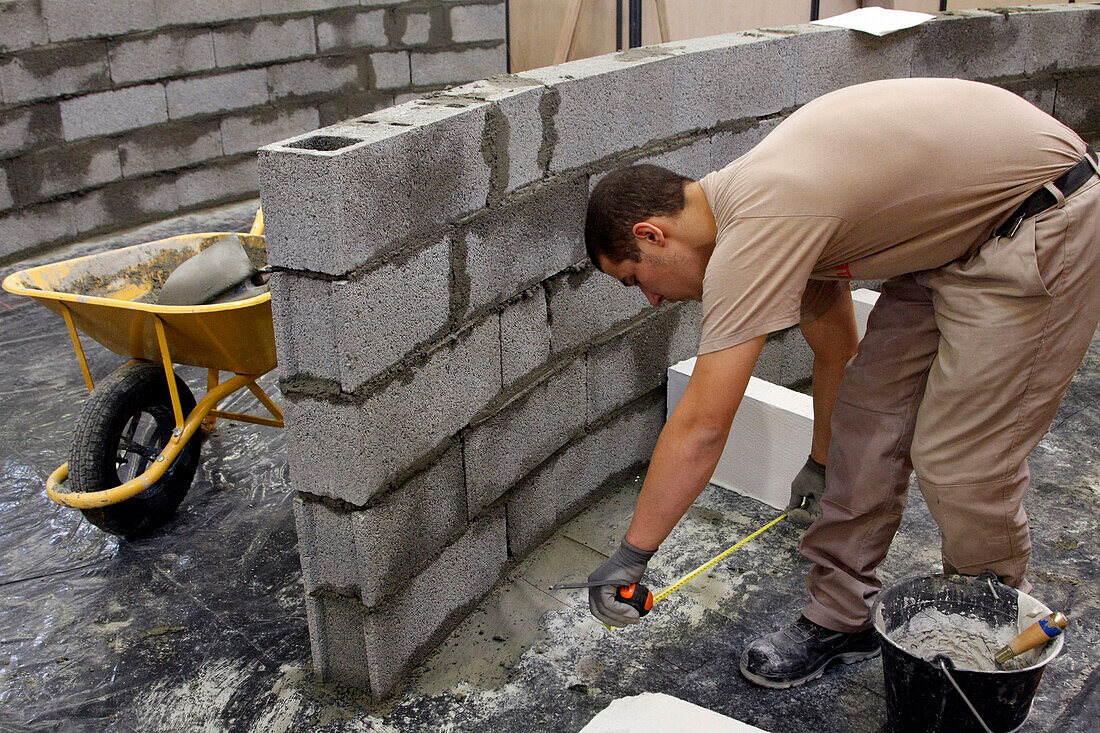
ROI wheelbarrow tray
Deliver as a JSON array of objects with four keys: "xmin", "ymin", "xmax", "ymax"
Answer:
[{"xmin": 2, "ymin": 232, "xmax": 275, "ymax": 376}]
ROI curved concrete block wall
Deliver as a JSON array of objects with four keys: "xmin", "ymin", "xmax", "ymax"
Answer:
[
  {"xmin": 258, "ymin": 4, "xmax": 1100, "ymax": 698},
  {"xmin": 0, "ymin": 0, "xmax": 507, "ymax": 264}
]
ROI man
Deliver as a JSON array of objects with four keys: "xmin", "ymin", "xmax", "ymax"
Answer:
[{"xmin": 582, "ymin": 77, "xmax": 1100, "ymax": 689}]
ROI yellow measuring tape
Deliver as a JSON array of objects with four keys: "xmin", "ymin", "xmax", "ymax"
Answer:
[{"xmin": 653, "ymin": 510, "xmax": 788, "ymax": 604}]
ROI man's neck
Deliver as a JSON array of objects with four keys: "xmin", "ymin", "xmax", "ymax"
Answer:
[{"xmin": 682, "ymin": 181, "xmax": 719, "ymax": 266}]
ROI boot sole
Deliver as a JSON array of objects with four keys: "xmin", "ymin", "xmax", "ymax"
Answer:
[{"xmin": 739, "ymin": 647, "xmax": 881, "ymax": 690}]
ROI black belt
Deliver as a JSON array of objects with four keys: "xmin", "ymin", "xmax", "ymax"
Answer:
[{"xmin": 996, "ymin": 146, "xmax": 1098, "ymax": 238}]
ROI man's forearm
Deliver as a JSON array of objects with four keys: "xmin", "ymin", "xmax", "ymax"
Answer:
[
  {"xmin": 809, "ymin": 351, "xmax": 848, "ymax": 464},
  {"xmin": 801, "ymin": 289, "xmax": 859, "ymax": 464},
  {"xmin": 623, "ymin": 415, "xmax": 728, "ymax": 551}
]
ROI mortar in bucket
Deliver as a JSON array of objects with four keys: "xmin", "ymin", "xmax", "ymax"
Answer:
[{"xmin": 872, "ymin": 573, "xmax": 1063, "ymax": 733}]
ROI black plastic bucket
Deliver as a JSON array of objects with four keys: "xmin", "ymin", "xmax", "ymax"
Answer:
[{"xmin": 872, "ymin": 573, "xmax": 1063, "ymax": 733}]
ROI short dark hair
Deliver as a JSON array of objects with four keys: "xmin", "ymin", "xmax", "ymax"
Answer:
[{"xmin": 585, "ymin": 164, "xmax": 693, "ymax": 269}]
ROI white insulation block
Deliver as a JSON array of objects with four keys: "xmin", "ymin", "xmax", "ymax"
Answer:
[
  {"xmin": 668, "ymin": 361, "xmax": 813, "ymax": 510},
  {"xmin": 580, "ymin": 692, "xmax": 769, "ymax": 733},
  {"xmin": 852, "ymin": 287, "xmax": 879, "ymax": 340}
]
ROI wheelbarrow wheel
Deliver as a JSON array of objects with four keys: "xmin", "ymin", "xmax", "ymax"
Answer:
[{"xmin": 69, "ymin": 361, "xmax": 203, "ymax": 538}]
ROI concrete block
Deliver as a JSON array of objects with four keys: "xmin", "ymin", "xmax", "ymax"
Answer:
[
  {"xmin": 283, "ymin": 317, "xmax": 500, "ymax": 503},
  {"xmin": 546, "ymin": 265, "xmax": 649, "ymax": 354},
  {"xmin": 751, "ymin": 326, "xmax": 814, "ymax": 390},
  {"xmin": 911, "ymin": 11, "xmax": 1031, "ymax": 81},
  {"xmin": 668, "ymin": 363, "xmax": 812, "ymax": 511},
  {"xmin": 269, "ymin": 272, "xmax": 339, "ymax": 382},
  {"xmin": 108, "ymin": 29, "xmax": 215, "ymax": 85},
  {"xmin": 175, "ymin": 156, "xmax": 258, "ymax": 208},
  {"xmin": 0, "ymin": 172, "xmax": 13, "ymax": 211},
  {"xmin": 260, "ymin": 0, "xmax": 357, "ymax": 12},
  {"xmin": 1055, "ymin": 74, "xmax": 1100, "ymax": 137},
  {"xmin": 332, "ymin": 237, "xmax": 451, "ymax": 391},
  {"xmin": 295, "ymin": 446, "xmax": 465, "ymax": 603},
  {"xmin": 0, "ymin": 41, "xmax": 109, "ymax": 105},
  {"xmin": 8, "ymin": 139, "xmax": 121, "ymax": 204},
  {"xmin": 41, "ymin": 0, "xmax": 157, "ymax": 42},
  {"xmin": 500, "ymin": 287, "xmax": 550, "ymax": 386},
  {"xmin": 221, "ymin": 105, "xmax": 320, "ymax": 155},
  {"xmin": 213, "ymin": 17, "xmax": 317, "ymax": 68},
  {"xmin": 0, "ymin": 200, "xmax": 75, "ymax": 260},
  {"xmin": 60, "ymin": 84, "xmax": 168, "ymax": 141},
  {"xmin": 260, "ymin": 103, "xmax": 490, "ymax": 275},
  {"xmin": 71, "ymin": 176, "xmax": 179, "ymax": 234},
  {"xmin": 463, "ymin": 177, "xmax": 587, "ymax": 314},
  {"xmin": 0, "ymin": 1, "xmax": 49, "ymax": 53},
  {"xmin": 997, "ymin": 78, "xmax": 1056, "ymax": 116},
  {"xmin": 410, "ymin": 44, "xmax": 506, "ymax": 87},
  {"xmin": 361, "ymin": 509, "xmax": 508, "ymax": 697},
  {"xmin": 707, "ymin": 118, "xmax": 783, "ymax": 171},
  {"xmin": 1024, "ymin": 5, "xmax": 1100, "ymax": 76},
  {"xmin": 465, "ymin": 359, "xmax": 587, "ymax": 517},
  {"xmin": 401, "ymin": 13, "xmax": 431, "ymax": 46},
  {"xmin": 316, "ymin": 89, "xmax": 393, "ymax": 127},
  {"xmin": 586, "ymin": 301, "xmax": 699, "ymax": 422},
  {"xmin": 166, "ymin": 69, "xmax": 269, "ymax": 119},
  {"xmin": 153, "ymin": 0, "xmax": 265, "ymax": 25},
  {"xmin": 304, "ymin": 592, "xmax": 372, "ymax": 691},
  {"xmin": 0, "ymin": 103, "xmax": 63, "ymax": 160},
  {"xmin": 268, "ymin": 57, "xmax": 363, "ymax": 100},
  {"xmin": 442, "ymin": 76, "xmax": 546, "ymax": 195},
  {"xmin": 316, "ymin": 9, "xmax": 388, "ymax": 51},
  {"xmin": 118, "ymin": 119, "xmax": 223, "ymax": 177},
  {"xmin": 370, "ymin": 51, "xmax": 410, "ymax": 90},
  {"xmin": 450, "ymin": 3, "xmax": 506, "ymax": 43}
]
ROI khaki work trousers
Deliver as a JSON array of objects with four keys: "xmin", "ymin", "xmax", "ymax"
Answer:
[{"xmin": 801, "ymin": 173, "xmax": 1100, "ymax": 633}]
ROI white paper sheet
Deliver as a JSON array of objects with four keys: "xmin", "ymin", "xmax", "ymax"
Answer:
[{"xmin": 810, "ymin": 6, "xmax": 935, "ymax": 36}]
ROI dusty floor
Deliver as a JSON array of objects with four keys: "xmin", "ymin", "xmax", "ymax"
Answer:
[{"xmin": 1, "ymin": 203, "xmax": 1098, "ymax": 732}]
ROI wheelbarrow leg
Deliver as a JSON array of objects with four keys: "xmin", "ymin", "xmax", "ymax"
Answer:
[{"xmin": 203, "ymin": 369, "xmax": 219, "ymax": 432}]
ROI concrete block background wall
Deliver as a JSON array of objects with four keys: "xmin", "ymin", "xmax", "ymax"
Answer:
[
  {"xmin": 258, "ymin": 4, "xmax": 1100, "ymax": 698},
  {"xmin": 0, "ymin": 0, "xmax": 507, "ymax": 263}
]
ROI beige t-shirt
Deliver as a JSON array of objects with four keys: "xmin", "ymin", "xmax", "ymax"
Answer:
[{"xmin": 697, "ymin": 78, "xmax": 1087, "ymax": 354}]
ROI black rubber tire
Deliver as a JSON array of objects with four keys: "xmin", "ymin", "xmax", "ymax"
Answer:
[{"xmin": 68, "ymin": 361, "xmax": 202, "ymax": 538}]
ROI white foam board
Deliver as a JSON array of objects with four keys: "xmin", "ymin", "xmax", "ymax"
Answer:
[
  {"xmin": 668, "ymin": 362, "xmax": 813, "ymax": 510},
  {"xmin": 579, "ymin": 692, "xmax": 769, "ymax": 733},
  {"xmin": 852, "ymin": 287, "xmax": 879, "ymax": 341}
]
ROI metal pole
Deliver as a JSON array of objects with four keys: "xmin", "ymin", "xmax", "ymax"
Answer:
[
  {"xmin": 616, "ymin": 0, "xmax": 623, "ymax": 51},
  {"xmin": 629, "ymin": 0, "xmax": 642, "ymax": 49},
  {"xmin": 810, "ymin": 0, "xmax": 820, "ymax": 22}
]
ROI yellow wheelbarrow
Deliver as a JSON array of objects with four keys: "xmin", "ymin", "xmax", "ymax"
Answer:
[{"xmin": 1, "ymin": 211, "xmax": 283, "ymax": 538}]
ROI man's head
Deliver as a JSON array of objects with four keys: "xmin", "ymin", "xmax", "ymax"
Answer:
[{"xmin": 585, "ymin": 164, "xmax": 714, "ymax": 306}]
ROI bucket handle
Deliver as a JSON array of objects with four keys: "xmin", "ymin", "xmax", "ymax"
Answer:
[{"xmin": 934, "ymin": 656, "xmax": 995, "ymax": 733}]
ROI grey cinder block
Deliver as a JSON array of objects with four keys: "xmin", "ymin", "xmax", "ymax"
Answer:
[
  {"xmin": 60, "ymin": 84, "xmax": 168, "ymax": 141},
  {"xmin": 71, "ymin": 176, "xmax": 179, "ymax": 234},
  {"xmin": 410, "ymin": 44, "xmax": 507, "ymax": 87},
  {"xmin": 0, "ymin": 200, "xmax": 75, "ymax": 260},
  {"xmin": 752, "ymin": 325, "xmax": 814, "ymax": 390},
  {"xmin": 154, "ymin": 0, "xmax": 265, "ymax": 26},
  {"xmin": 586, "ymin": 302, "xmax": 699, "ymax": 422},
  {"xmin": 166, "ymin": 69, "xmax": 269, "ymax": 119},
  {"xmin": 283, "ymin": 317, "xmax": 500, "ymax": 503},
  {"xmin": 119, "ymin": 119, "xmax": 223, "ymax": 177},
  {"xmin": 221, "ymin": 105, "xmax": 320, "ymax": 156},
  {"xmin": 1054, "ymin": 74, "xmax": 1100, "ymax": 138},
  {"xmin": 41, "ymin": 0, "xmax": 157, "ymax": 43},
  {"xmin": 0, "ymin": 103, "xmax": 63, "ymax": 159},
  {"xmin": 465, "ymin": 359, "xmax": 587, "ymax": 518},
  {"xmin": 546, "ymin": 265, "xmax": 649, "ymax": 354},
  {"xmin": 0, "ymin": 41, "xmax": 109, "ymax": 105},
  {"xmin": 361, "ymin": 509, "xmax": 508, "ymax": 698},
  {"xmin": 268, "ymin": 57, "xmax": 363, "ymax": 100},
  {"xmin": 500, "ymin": 287, "xmax": 550, "ymax": 386},
  {"xmin": 108, "ymin": 28, "xmax": 216, "ymax": 85},
  {"xmin": 450, "ymin": 4, "xmax": 506, "ymax": 44},
  {"xmin": 294, "ymin": 445, "xmax": 466, "ymax": 604},
  {"xmin": 213, "ymin": 17, "xmax": 318, "ymax": 69},
  {"xmin": 0, "ymin": 1, "xmax": 49, "ymax": 53},
  {"xmin": 304, "ymin": 592, "xmax": 372, "ymax": 692},
  {"xmin": 370, "ymin": 51, "xmax": 411, "ymax": 90},
  {"xmin": 261, "ymin": 104, "xmax": 490, "ymax": 275},
  {"xmin": 8, "ymin": 138, "xmax": 121, "ymax": 204},
  {"xmin": 401, "ymin": 13, "xmax": 431, "ymax": 46},
  {"xmin": 1023, "ymin": 5, "xmax": 1100, "ymax": 75},
  {"xmin": 174, "ymin": 156, "xmax": 258, "ymax": 208},
  {"xmin": 910, "ymin": 11, "xmax": 1030, "ymax": 82},
  {"xmin": 317, "ymin": 9, "xmax": 388, "ymax": 52},
  {"xmin": 0, "ymin": 174, "xmax": 12, "ymax": 211},
  {"xmin": 333, "ymin": 237, "xmax": 451, "ymax": 392},
  {"xmin": 269, "ymin": 272, "xmax": 339, "ymax": 382},
  {"xmin": 463, "ymin": 176, "xmax": 587, "ymax": 314}
]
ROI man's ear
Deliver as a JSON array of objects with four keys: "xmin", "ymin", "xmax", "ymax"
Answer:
[{"xmin": 632, "ymin": 220, "xmax": 665, "ymax": 247}]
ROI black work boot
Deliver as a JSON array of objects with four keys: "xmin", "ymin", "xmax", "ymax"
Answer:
[{"xmin": 739, "ymin": 615, "xmax": 880, "ymax": 689}]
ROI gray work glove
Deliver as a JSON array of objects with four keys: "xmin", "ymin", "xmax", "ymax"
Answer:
[
  {"xmin": 787, "ymin": 456, "xmax": 826, "ymax": 527},
  {"xmin": 588, "ymin": 539, "xmax": 655, "ymax": 627}
]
